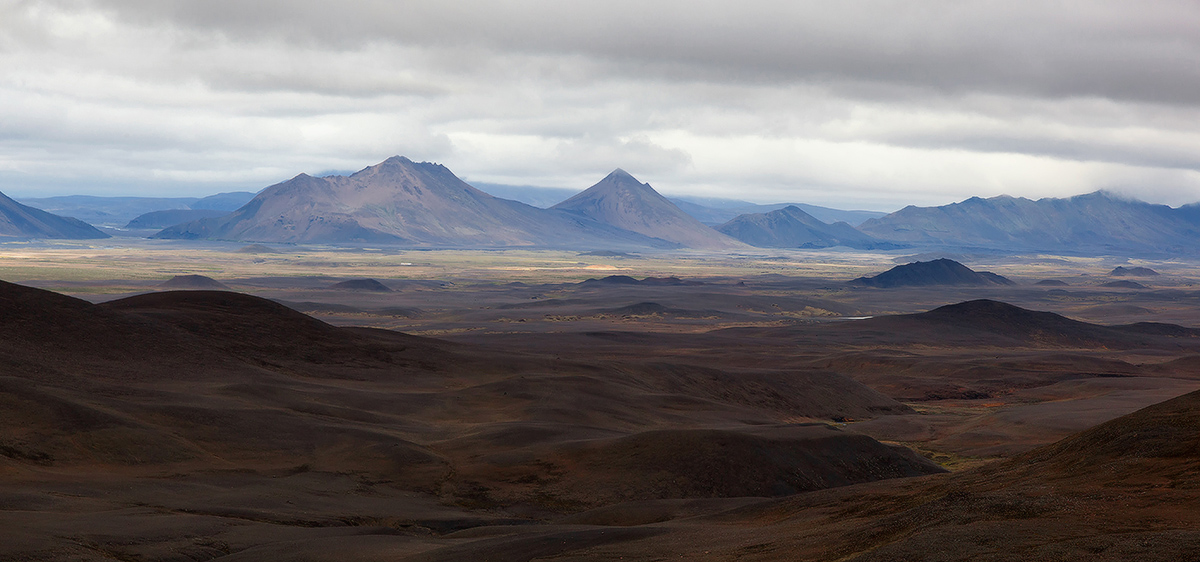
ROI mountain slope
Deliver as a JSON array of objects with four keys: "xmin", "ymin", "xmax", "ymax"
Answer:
[
  {"xmin": 552, "ymin": 169, "xmax": 744, "ymax": 249},
  {"xmin": 154, "ymin": 157, "xmax": 672, "ymax": 249},
  {"xmin": 859, "ymin": 191, "xmax": 1200, "ymax": 253},
  {"xmin": 716, "ymin": 205, "xmax": 894, "ymax": 249},
  {"xmin": 0, "ymin": 190, "xmax": 108, "ymax": 239}
]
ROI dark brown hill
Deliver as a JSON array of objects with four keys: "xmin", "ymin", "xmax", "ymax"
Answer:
[
  {"xmin": 329, "ymin": 278, "xmax": 392, "ymax": 291},
  {"xmin": 1, "ymin": 282, "xmax": 929, "ymax": 516},
  {"xmin": 153, "ymin": 157, "xmax": 671, "ymax": 249},
  {"xmin": 849, "ymin": 258, "xmax": 1014, "ymax": 287},
  {"xmin": 1110, "ymin": 265, "xmax": 1159, "ymax": 276},
  {"xmin": 863, "ymin": 299, "xmax": 1200, "ymax": 348},
  {"xmin": 552, "ymin": 169, "xmax": 743, "ymax": 249},
  {"xmin": 0, "ymin": 190, "xmax": 108, "ymax": 239},
  {"xmin": 716, "ymin": 205, "xmax": 895, "ymax": 249}
]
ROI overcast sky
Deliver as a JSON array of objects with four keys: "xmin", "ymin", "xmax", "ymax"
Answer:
[{"xmin": 2, "ymin": 0, "xmax": 1200, "ymax": 210}]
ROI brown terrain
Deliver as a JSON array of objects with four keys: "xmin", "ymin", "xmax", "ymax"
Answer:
[{"xmin": 6, "ymin": 249, "xmax": 1200, "ymax": 560}]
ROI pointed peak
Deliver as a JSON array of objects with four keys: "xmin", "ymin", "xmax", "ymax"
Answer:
[
  {"xmin": 603, "ymin": 168, "xmax": 640, "ymax": 182},
  {"xmin": 381, "ymin": 155, "xmax": 413, "ymax": 166}
]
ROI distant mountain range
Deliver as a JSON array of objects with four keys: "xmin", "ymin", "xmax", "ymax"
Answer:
[
  {"xmin": 468, "ymin": 183, "xmax": 887, "ymax": 226},
  {"xmin": 12, "ymin": 160, "xmax": 1200, "ymax": 257},
  {"xmin": 668, "ymin": 197, "xmax": 887, "ymax": 227},
  {"xmin": 715, "ymin": 205, "xmax": 901, "ymax": 250},
  {"xmin": 155, "ymin": 157, "xmax": 677, "ymax": 249},
  {"xmin": 859, "ymin": 191, "xmax": 1200, "ymax": 255},
  {"xmin": 19, "ymin": 192, "xmax": 256, "ymax": 227}
]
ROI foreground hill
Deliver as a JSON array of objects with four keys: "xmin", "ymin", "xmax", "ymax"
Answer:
[
  {"xmin": 0, "ymin": 190, "xmax": 108, "ymax": 239},
  {"xmin": 155, "ymin": 157, "xmax": 673, "ymax": 249},
  {"xmin": 552, "ymin": 169, "xmax": 744, "ymax": 249},
  {"xmin": 860, "ymin": 191, "xmax": 1200, "ymax": 254},
  {"xmin": 850, "ymin": 258, "xmax": 1014, "ymax": 287},
  {"xmin": 716, "ymin": 205, "xmax": 894, "ymax": 249}
]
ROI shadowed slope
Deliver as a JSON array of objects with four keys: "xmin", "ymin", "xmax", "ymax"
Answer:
[
  {"xmin": 0, "ymin": 190, "xmax": 108, "ymax": 239},
  {"xmin": 850, "ymin": 258, "xmax": 1014, "ymax": 287}
]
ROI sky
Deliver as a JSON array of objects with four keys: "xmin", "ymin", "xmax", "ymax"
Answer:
[{"xmin": 2, "ymin": 1, "xmax": 1200, "ymax": 211}]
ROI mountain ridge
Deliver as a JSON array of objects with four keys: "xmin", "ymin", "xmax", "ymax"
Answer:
[{"xmin": 154, "ymin": 157, "xmax": 677, "ymax": 249}]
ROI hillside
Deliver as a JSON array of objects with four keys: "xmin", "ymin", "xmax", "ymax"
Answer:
[
  {"xmin": 859, "ymin": 191, "xmax": 1200, "ymax": 254},
  {"xmin": 154, "ymin": 157, "xmax": 673, "ymax": 249},
  {"xmin": 0, "ymin": 190, "xmax": 108, "ymax": 239},
  {"xmin": 716, "ymin": 205, "xmax": 895, "ymax": 249},
  {"xmin": 849, "ymin": 258, "xmax": 1014, "ymax": 288},
  {"xmin": 552, "ymin": 169, "xmax": 744, "ymax": 249}
]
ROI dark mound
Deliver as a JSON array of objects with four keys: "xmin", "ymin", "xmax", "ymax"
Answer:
[
  {"xmin": 554, "ymin": 426, "xmax": 946, "ymax": 504},
  {"xmin": 579, "ymin": 275, "xmax": 640, "ymax": 286},
  {"xmin": 1034, "ymin": 279, "xmax": 1069, "ymax": 286},
  {"xmin": 235, "ymin": 244, "xmax": 279, "ymax": 254},
  {"xmin": 158, "ymin": 274, "xmax": 230, "ymax": 290},
  {"xmin": 849, "ymin": 258, "xmax": 1014, "ymax": 288},
  {"xmin": 1110, "ymin": 266, "xmax": 1159, "ymax": 276},
  {"xmin": 1102, "ymin": 280, "xmax": 1148, "ymax": 289},
  {"xmin": 329, "ymin": 278, "xmax": 392, "ymax": 292},
  {"xmin": 858, "ymin": 299, "xmax": 1199, "ymax": 349},
  {"xmin": 124, "ymin": 209, "xmax": 226, "ymax": 229}
]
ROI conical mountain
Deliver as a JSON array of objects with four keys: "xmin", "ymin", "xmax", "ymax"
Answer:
[
  {"xmin": 0, "ymin": 190, "xmax": 108, "ymax": 239},
  {"xmin": 716, "ymin": 205, "xmax": 890, "ymax": 249},
  {"xmin": 154, "ymin": 157, "xmax": 671, "ymax": 249},
  {"xmin": 551, "ymin": 169, "xmax": 744, "ymax": 249}
]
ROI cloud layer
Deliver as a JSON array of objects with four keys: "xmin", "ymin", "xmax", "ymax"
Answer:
[{"xmin": 2, "ymin": 0, "xmax": 1199, "ymax": 209}]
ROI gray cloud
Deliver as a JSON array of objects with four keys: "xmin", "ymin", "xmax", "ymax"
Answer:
[{"xmin": 2, "ymin": 0, "xmax": 1200, "ymax": 208}]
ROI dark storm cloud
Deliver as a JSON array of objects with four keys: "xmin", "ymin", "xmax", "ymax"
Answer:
[{"xmin": 82, "ymin": 0, "xmax": 1200, "ymax": 104}]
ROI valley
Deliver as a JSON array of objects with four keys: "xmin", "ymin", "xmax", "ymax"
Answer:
[{"xmin": 5, "ymin": 240, "xmax": 1200, "ymax": 560}]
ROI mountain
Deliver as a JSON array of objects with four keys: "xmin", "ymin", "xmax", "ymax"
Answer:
[
  {"xmin": 125, "ymin": 209, "xmax": 227, "ymax": 229},
  {"xmin": 154, "ymin": 157, "xmax": 674, "ymax": 249},
  {"xmin": 859, "ymin": 191, "xmax": 1200, "ymax": 254},
  {"xmin": 1110, "ymin": 266, "xmax": 1159, "ymax": 276},
  {"xmin": 551, "ymin": 169, "xmax": 744, "ymax": 249},
  {"xmin": 716, "ymin": 205, "xmax": 898, "ymax": 249},
  {"xmin": 0, "ymin": 190, "xmax": 109, "ymax": 239},
  {"xmin": 849, "ymin": 258, "xmax": 1014, "ymax": 287},
  {"xmin": 669, "ymin": 196, "xmax": 888, "ymax": 226},
  {"xmin": 19, "ymin": 192, "xmax": 256, "ymax": 227}
]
